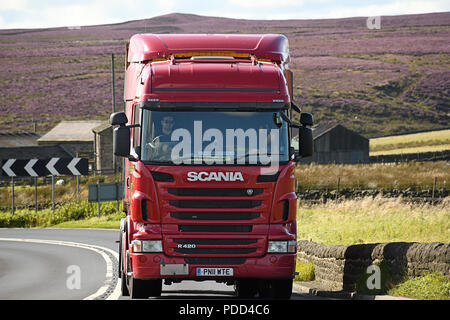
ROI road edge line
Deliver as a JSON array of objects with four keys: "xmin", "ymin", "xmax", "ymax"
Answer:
[{"xmin": 0, "ymin": 238, "xmax": 121, "ymax": 300}]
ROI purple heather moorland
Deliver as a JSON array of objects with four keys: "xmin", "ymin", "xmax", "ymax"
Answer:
[{"xmin": 0, "ymin": 12, "xmax": 449, "ymax": 137}]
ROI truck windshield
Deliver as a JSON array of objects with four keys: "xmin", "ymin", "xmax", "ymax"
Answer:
[{"xmin": 141, "ymin": 110, "xmax": 289, "ymax": 165}]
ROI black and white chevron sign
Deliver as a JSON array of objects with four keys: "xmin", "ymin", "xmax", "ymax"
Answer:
[{"xmin": 1, "ymin": 158, "xmax": 88, "ymax": 177}]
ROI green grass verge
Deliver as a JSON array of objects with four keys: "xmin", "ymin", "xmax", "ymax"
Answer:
[
  {"xmin": 354, "ymin": 261, "xmax": 449, "ymax": 300},
  {"xmin": 0, "ymin": 200, "xmax": 124, "ymax": 228},
  {"xmin": 297, "ymin": 196, "xmax": 450, "ymax": 245},
  {"xmin": 388, "ymin": 272, "xmax": 450, "ymax": 300},
  {"xmin": 297, "ymin": 197, "xmax": 449, "ymax": 299},
  {"xmin": 294, "ymin": 261, "xmax": 315, "ymax": 282},
  {"xmin": 52, "ymin": 214, "xmax": 123, "ymax": 229}
]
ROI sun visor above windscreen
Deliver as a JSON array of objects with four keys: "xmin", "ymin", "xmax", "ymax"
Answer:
[
  {"xmin": 137, "ymin": 101, "xmax": 289, "ymax": 112},
  {"xmin": 127, "ymin": 34, "xmax": 290, "ymax": 64}
]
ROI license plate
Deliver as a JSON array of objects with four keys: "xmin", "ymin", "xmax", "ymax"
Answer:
[
  {"xmin": 160, "ymin": 264, "xmax": 189, "ymax": 276},
  {"xmin": 196, "ymin": 267, "xmax": 233, "ymax": 277}
]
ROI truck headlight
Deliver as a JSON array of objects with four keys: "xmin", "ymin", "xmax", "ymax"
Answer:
[
  {"xmin": 132, "ymin": 240, "xmax": 162, "ymax": 253},
  {"xmin": 268, "ymin": 240, "xmax": 297, "ymax": 253}
]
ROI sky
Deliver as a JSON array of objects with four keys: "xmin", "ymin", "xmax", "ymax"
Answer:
[{"xmin": 1, "ymin": 0, "xmax": 449, "ymax": 29}]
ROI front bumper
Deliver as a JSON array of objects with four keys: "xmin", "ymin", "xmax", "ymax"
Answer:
[{"xmin": 130, "ymin": 252, "xmax": 296, "ymax": 280}]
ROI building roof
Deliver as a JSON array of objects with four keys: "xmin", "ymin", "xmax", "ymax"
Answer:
[
  {"xmin": 0, "ymin": 145, "xmax": 72, "ymax": 160},
  {"xmin": 0, "ymin": 132, "xmax": 41, "ymax": 148},
  {"xmin": 92, "ymin": 122, "xmax": 112, "ymax": 134},
  {"xmin": 312, "ymin": 123, "xmax": 338, "ymax": 140},
  {"xmin": 38, "ymin": 121, "xmax": 103, "ymax": 143},
  {"xmin": 312, "ymin": 123, "xmax": 368, "ymax": 141}
]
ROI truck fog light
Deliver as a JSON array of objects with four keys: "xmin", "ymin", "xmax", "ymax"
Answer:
[{"xmin": 132, "ymin": 240, "xmax": 162, "ymax": 253}]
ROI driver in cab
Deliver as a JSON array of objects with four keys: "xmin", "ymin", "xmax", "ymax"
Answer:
[
  {"xmin": 159, "ymin": 116, "xmax": 175, "ymax": 142},
  {"xmin": 151, "ymin": 115, "xmax": 175, "ymax": 158}
]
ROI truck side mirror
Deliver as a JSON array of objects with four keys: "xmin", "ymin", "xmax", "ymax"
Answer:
[
  {"xmin": 111, "ymin": 112, "xmax": 131, "ymax": 157},
  {"xmin": 110, "ymin": 112, "xmax": 128, "ymax": 125},
  {"xmin": 113, "ymin": 125, "xmax": 131, "ymax": 157},
  {"xmin": 298, "ymin": 113, "xmax": 313, "ymax": 158},
  {"xmin": 299, "ymin": 126, "xmax": 313, "ymax": 158},
  {"xmin": 300, "ymin": 112, "xmax": 313, "ymax": 126},
  {"xmin": 284, "ymin": 110, "xmax": 314, "ymax": 161}
]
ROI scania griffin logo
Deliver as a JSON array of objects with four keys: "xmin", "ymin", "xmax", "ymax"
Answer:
[{"xmin": 187, "ymin": 171, "xmax": 244, "ymax": 182}]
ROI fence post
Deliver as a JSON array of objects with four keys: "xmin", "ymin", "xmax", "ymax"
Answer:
[
  {"xmin": 97, "ymin": 179, "xmax": 101, "ymax": 217},
  {"xmin": 52, "ymin": 175, "xmax": 55, "ymax": 211},
  {"xmin": 337, "ymin": 176, "xmax": 341, "ymax": 201},
  {"xmin": 11, "ymin": 177, "xmax": 15, "ymax": 216},
  {"xmin": 76, "ymin": 175, "xmax": 80, "ymax": 201},
  {"xmin": 34, "ymin": 177, "xmax": 38, "ymax": 212},
  {"xmin": 116, "ymin": 181, "xmax": 120, "ymax": 212},
  {"xmin": 432, "ymin": 177, "xmax": 437, "ymax": 200}
]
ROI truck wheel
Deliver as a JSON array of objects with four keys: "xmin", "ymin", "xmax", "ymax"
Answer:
[
  {"xmin": 258, "ymin": 279, "xmax": 292, "ymax": 300},
  {"xmin": 235, "ymin": 279, "xmax": 258, "ymax": 298},
  {"xmin": 121, "ymin": 272, "xmax": 129, "ymax": 296},
  {"xmin": 146, "ymin": 279, "xmax": 162, "ymax": 297},
  {"xmin": 129, "ymin": 277, "xmax": 162, "ymax": 299},
  {"xmin": 271, "ymin": 279, "xmax": 293, "ymax": 300},
  {"xmin": 129, "ymin": 277, "xmax": 147, "ymax": 299},
  {"xmin": 118, "ymin": 233, "xmax": 129, "ymax": 296}
]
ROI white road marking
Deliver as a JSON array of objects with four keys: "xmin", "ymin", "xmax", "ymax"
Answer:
[{"xmin": 0, "ymin": 238, "xmax": 121, "ymax": 300}]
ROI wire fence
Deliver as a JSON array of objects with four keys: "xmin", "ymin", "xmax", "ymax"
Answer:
[{"xmin": 296, "ymin": 175, "xmax": 449, "ymax": 204}]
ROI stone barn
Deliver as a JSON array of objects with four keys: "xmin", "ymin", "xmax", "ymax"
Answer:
[{"xmin": 300, "ymin": 124, "xmax": 369, "ymax": 164}]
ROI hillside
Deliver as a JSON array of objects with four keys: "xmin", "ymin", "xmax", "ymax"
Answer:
[
  {"xmin": 370, "ymin": 128, "xmax": 450, "ymax": 155},
  {"xmin": 0, "ymin": 12, "xmax": 449, "ymax": 137}
]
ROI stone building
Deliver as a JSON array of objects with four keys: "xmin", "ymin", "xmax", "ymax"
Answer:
[
  {"xmin": 0, "ymin": 132, "xmax": 71, "ymax": 161},
  {"xmin": 92, "ymin": 123, "xmax": 116, "ymax": 174},
  {"xmin": 36, "ymin": 120, "xmax": 104, "ymax": 172},
  {"xmin": 37, "ymin": 120, "xmax": 103, "ymax": 156}
]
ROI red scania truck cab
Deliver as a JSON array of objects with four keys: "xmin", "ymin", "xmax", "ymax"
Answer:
[{"xmin": 110, "ymin": 34, "xmax": 313, "ymax": 299}]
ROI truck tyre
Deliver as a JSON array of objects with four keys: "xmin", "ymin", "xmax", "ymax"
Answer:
[
  {"xmin": 129, "ymin": 277, "xmax": 147, "ymax": 299},
  {"xmin": 258, "ymin": 279, "xmax": 292, "ymax": 300},
  {"xmin": 119, "ymin": 224, "xmax": 129, "ymax": 296},
  {"xmin": 129, "ymin": 277, "xmax": 162, "ymax": 299},
  {"xmin": 119, "ymin": 250, "xmax": 129, "ymax": 297},
  {"xmin": 121, "ymin": 271, "xmax": 129, "ymax": 296},
  {"xmin": 146, "ymin": 279, "xmax": 162, "ymax": 297},
  {"xmin": 271, "ymin": 279, "xmax": 293, "ymax": 299},
  {"xmin": 235, "ymin": 279, "xmax": 258, "ymax": 298}
]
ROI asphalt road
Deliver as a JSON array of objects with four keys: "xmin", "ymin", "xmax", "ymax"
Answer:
[{"xmin": 0, "ymin": 228, "xmax": 331, "ymax": 300}]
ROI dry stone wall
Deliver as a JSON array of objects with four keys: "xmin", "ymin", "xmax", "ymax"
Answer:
[
  {"xmin": 297, "ymin": 240, "xmax": 449, "ymax": 291},
  {"xmin": 297, "ymin": 188, "xmax": 449, "ymax": 201}
]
